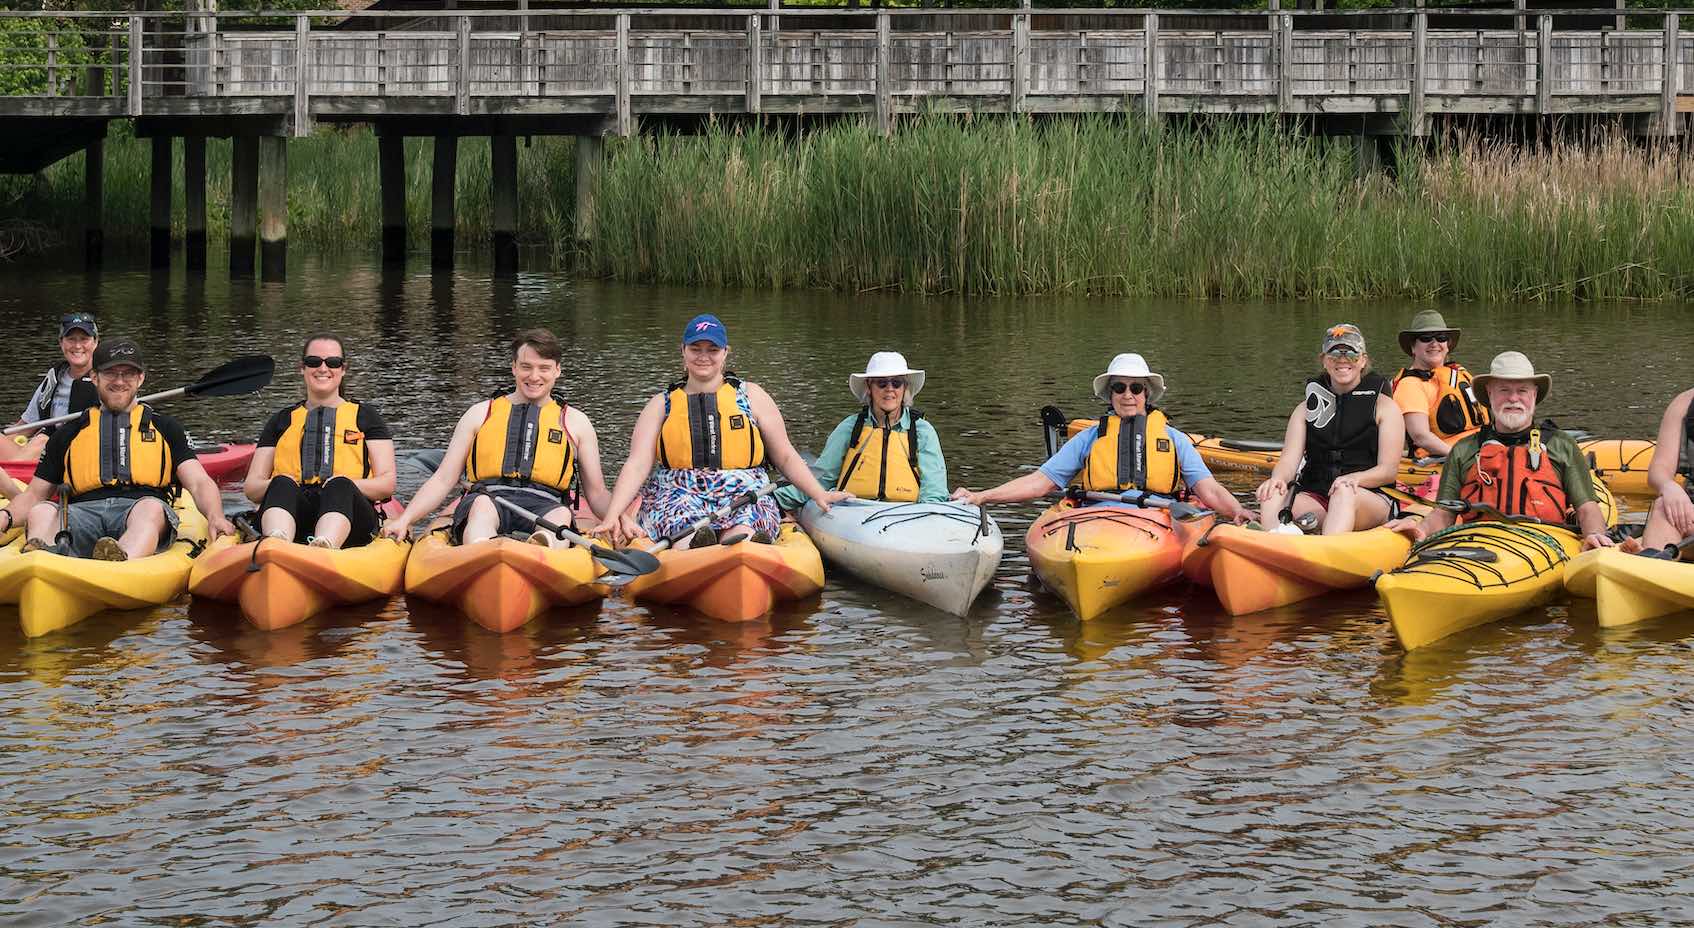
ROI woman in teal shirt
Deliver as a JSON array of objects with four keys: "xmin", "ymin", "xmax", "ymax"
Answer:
[{"xmin": 779, "ymin": 352, "xmax": 948, "ymax": 509}]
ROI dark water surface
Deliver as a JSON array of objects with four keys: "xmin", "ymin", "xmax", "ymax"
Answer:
[{"xmin": 2, "ymin": 258, "xmax": 1693, "ymax": 925}]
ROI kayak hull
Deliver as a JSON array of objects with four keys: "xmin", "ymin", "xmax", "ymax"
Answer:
[
  {"xmin": 623, "ymin": 523, "xmax": 824, "ymax": 623},
  {"xmin": 404, "ymin": 534, "xmax": 606, "ymax": 633},
  {"xmin": 797, "ymin": 500, "xmax": 1002, "ymax": 616},
  {"xmin": 189, "ymin": 536, "xmax": 410, "ymax": 631},
  {"xmin": 1199, "ymin": 525, "xmax": 1413, "ymax": 616},
  {"xmin": 1376, "ymin": 522, "xmax": 1582, "ymax": 650},
  {"xmin": 1026, "ymin": 503, "xmax": 1188, "ymax": 621},
  {"xmin": 2, "ymin": 443, "xmax": 256, "ymax": 487},
  {"xmin": 1565, "ymin": 548, "xmax": 1694, "ymax": 628},
  {"xmin": 0, "ymin": 497, "xmax": 209, "ymax": 638}
]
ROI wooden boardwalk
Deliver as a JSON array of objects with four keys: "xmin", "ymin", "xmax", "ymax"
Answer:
[{"xmin": 3, "ymin": 7, "xmax": 1692, "ymax": 137}]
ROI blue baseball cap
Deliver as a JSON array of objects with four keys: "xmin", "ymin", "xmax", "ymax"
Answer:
[{"xmin": 681, "ymin": 313, "xmax": 728, "ymax": 348}]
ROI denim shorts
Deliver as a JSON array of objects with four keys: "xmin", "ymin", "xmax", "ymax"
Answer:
[{"xmin": 62, "ymin": 495, "xmax": 181, "ymax": 558}]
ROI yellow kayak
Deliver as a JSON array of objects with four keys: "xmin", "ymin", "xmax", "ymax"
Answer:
[
  {"xmin": 1025, "ymin": 502, "xmax": 1195, "ymax": 621},
  {"xmin": 190, "ymin": 535, "xmax": 411, "ymax": 631},
  {"xmin": 622, "ymin": 523, "xmax": 824, "ymax": 623},
  {"xmin": 1376, "ymin": 521, "xmax": 1582, "ymax": 650},
  {"xmin": 404, "ymin": 532, "xmax": 607, "ymax": 633},
  {"xmin": 0, "ymin": 495, "xmax": 209, "ymax": 638},
  {"xmin": 1191, "ymin": 523, "xmax": 1414, "ymax": 616},
  {"xmin": 1565, "ymin": 548, "xmax": 1694, "ymax": 628}
]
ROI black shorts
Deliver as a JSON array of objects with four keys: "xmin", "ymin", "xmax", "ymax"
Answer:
[
  {"xmin": 261, "ymin": 475, "xmax": 382, "ymax": 546},
  {"xmin": 448, "ymin": 484, "xmax": 572, "ymax": 544}
]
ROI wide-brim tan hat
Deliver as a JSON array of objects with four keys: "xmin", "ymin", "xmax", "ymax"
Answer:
[
  {"xmin": 1091, "ymin": 353, "xmax": 1167, "ymax": 404},
  {"xmin": 1472, "ymin": 350, "xmax": 1550, "ymax": 403},
  {"xmin": 848, "ymin": 351, "xmax": 925, "ymax": 405},
  {"xmin": 1398, "ymin": 309, "xmax": 1461, "ymax": 356}
]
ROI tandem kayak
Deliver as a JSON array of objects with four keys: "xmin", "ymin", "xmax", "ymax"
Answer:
[
  {"xmin": 1187, "ymin": 523, "xmax": 1415, "ymax": 616},
  {"xmin": 0, "ymin": 496, "xmax": 209, "ymax": 638},
  {"xmin": 797, "ymin": 499, "xmax": 1003, "ymax": 617},
  {"xmin": 1565, "ymin": 548, "xmax": 1694, "ymax": 628},
  {"xmin": 622, "ymin": 523, "xmax": 824, "ymax": 623},
  {"xmin": 190, "ymin": 535, "xmax": 410, "ymax": 631},
  {"xmin": 404, "ymin": 533, "xmax": 607, "ymax": 633},
  {"xmin": 1375, "ymin": 521, "xmax": 1583, "ymax": 650},
  {"xmin": 1026, "ymin": 502, "xmax": 1198, "ymax": 621},
  {"xmin": 1, "ymin": 442, "xmax": 257, "ymax": 487}
]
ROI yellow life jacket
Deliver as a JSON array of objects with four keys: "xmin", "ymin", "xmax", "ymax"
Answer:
[
  {"xmin": 465, "ymin": 395, "xmax": 575, "ymax": 493},
  {"xmin": 271, "ymin": 401, "xmax": 369, "ymax": 486},
  {"xmin": 1077, "ymin": 409, "xmax": 1179, "ymax": 495},
  {"xmin": 656, "ymin": 378, "xmax": 765, "ymax": 470},
  {"xmin": 64, "ymin": 404, "xmax": 176, "ymax": 497},
  {"xmin": 835, "ymin": 407, "xmax": 923, "ymax": 502},
  {"xmin": 1394, "ymin": 362, "xmax": 1490, "ymax": 449}
]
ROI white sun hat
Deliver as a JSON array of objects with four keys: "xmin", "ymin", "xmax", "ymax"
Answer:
[
  {"xmin": 1471, "ymin": 350, "xmax": 1551, "ymax": 403},
  {"xmin": 848, "ymin": 351, "xmax": 926, "ymax": 405},
  {"xmin": 1091, "ymin": 353, "xmax": 1167, "ymax": 403}
]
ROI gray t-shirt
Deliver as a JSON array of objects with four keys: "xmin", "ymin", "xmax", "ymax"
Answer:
[{"xmin": 18, "ymin": 368, "xmax": 75, "ymax": 425}]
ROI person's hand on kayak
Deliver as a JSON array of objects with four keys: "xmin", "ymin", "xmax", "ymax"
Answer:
[
  {"xmin": 810, "ymin": 489, "xmax": 853, "ymax": 514},
  {"xmin": 1660, "ymin": 488, "xmax": 1694, "ymax": 536},
  {"xmin": 207, "ymin": 515, "xmax": 238, "ymax": 540},
  {"xmin": 380, "ymin": 518, "xmax": 412, "ymax": 542},
  {"xmin": 1384, "ymin": 516, "xmax": 1423, "ymax": 542},
  {"xmin": 1582, "ymin": 531, "xmax": 1616, "ymax": 551},
  {"xmin": 604, "ymin": 513, "xmax": 646, "ymax": 547},
  {"xmin": 951, "ymin": 487, "xmax": 986, "ymax": 507},
  {"xmin": 1254, "ymin": 477, "xmax": 1287, "ymax": 506}
]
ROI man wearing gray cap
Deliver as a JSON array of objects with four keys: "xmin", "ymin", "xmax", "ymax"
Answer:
[{"xmin": 1387, "ymin": 351, "xmax": 1613, "ymax": 550}]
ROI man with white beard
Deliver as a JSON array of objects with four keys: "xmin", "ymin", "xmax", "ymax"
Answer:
[{"xmin": 1386, "ymin": 351, "xmax": 1615, "ymax": 550}]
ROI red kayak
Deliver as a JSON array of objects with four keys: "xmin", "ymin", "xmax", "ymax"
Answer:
[{"xmin": 3, "ymin": 443, "xmax": 256, "ymax": 487}]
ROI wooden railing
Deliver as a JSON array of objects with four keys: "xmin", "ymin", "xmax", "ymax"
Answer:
[{"xmin": 2, "ymin": 8, "xmax": 1690, "ymax": 135}]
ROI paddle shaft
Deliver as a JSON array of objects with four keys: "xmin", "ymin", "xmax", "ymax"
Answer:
[
  {"xmin": 1080, "ymin": 489, "xmax": 1211, "ymax": 521},
  {"xmin": 489, "ymin": 494, "xmax": 659, "ymax": 576},
  {"xmin": 4, "ymin": 355, "xmax": 275, "ymax": 436},
  {"xmin": 4, "ymin": 385, "xmax": 189, "ymax": 436}
]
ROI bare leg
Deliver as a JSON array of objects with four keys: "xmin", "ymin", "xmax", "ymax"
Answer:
[
  {"xmin": 1322, "ymin": 485, "xmax": 1392, "ymax": 535},
  {"xmin": 1642, "ymin": 496, "xmax": 1681, "ymax": 549},
  {"xmin": 526, "ymin": 505, "xmax": 576, "ymax": 548},
  {"xmin": 312, "ymin": 512, "xmax": 352, "ymax": 548},
  {"xmin": 118, "ymin": 497, "xmax": 168, "ymax": 559},
  {"xmin": 260, "ymin": 507, "xmax": 297, "ymax": 541},
  {"xmin": 460, "ymin": 494, "xmax": 500, "ymax": 544},
  {"xmin": 25, "ymin": 500, "xmax": 60, "ymax": 546}
]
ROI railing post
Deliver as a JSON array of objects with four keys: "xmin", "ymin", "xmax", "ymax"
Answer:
[
  {"xmin": 1411, "ymin": 11, "xmax": 1427, "ymax": 136},
  {"xmin": 1143, "ymin": 12, "xmax": 1159, "ymax": 121},
  {"xmin": 747, "ymin": 14, "xmax": 762, "ymax": 114},
  {"xmin": 1278, "ymin": 13, "xmax": 1293, "ymax": 112},
  {"xmin": 128, "ymin": 15, "xmax": 142, "ymax": 115},
  {"xmin": 48, "ymin": 31, "xmax": 59, "ymax": 97},
  {"xmin": 1662, "ymin": 13, "xmax": 1680, "ymax": 136},
  {"xmin": 1012, "ymin": 12, "xmax": 1028, "ymax": 113},
  {"xmin": 294, "ymin": 15, "xmax": 311, "ymax": 138},
  {"xmin": 456, "ymin": 15, "xmax": 471, "ymax": 116},
  {"xmin": 615, "ymin": 13, "xmax": 631, "ymax": 136},
  {"xmin": 1537, "ymin": 14, "xmax": 1552, "ymax": 116},
  {"xmin": 876, "ymin": 13, "xmax": 891, "ymax": 135}
]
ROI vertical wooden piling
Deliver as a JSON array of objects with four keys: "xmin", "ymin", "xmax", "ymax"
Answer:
[
  {"xmin": 184, "ymin": 135, "xmax": 207, "ymax": 273},
  {"xmin": 379, "ymin": 132, "xmax": 406, "ymax": 265},
  {"xmin": 230, "ymin": 136, "xmax": 259, "ymax": 278},
  {"xmin": 259, "ymin": 136, "xmax": 288, "ymax": 282},
  {"xmin": 149, "ymin": 136, "xmax": 172, "ymax": 269},
  {"xmin": 574, "ymin": 134, "xmax": 601, "ymax": 244},
  {"xmin": 83, "ymin": 138, "xmax": 104, "ymax": 270},
  {"xmin": 492, "ymin": 133, "xmax": 519, "ymax": 275},
  {"xmin": 431, "ymin": 135, "xmax": 458, "ymax": 270}
]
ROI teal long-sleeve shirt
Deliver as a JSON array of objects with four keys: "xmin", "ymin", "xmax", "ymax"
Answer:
[{"xmin": 775, "ymin": 408, "xmax": 949, "ymax": 510}]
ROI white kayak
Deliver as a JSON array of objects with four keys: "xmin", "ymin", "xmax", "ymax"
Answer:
[{"xmin": 798, "ymin": 499, "xmax": 1003, "ymax": 617}]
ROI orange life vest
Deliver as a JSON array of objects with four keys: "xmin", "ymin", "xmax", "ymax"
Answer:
[
  {"xmin": 1076, "ymin": 409, "xmax": 1179, "ymax": 495},
  {"xmin": 1458, "ymin": 428, "xmax": 1570, "ymax": 523},
  {"xmin": 1394, "ymin": 362, "xmax": 1490, "ymax": 450}
]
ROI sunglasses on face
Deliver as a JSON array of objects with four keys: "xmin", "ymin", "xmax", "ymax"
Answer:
[
  {"xmin": 1325, "ymin": 348, "xmax": 1363, "ymax": 361},
  {"xmin": 1110, "ymin": 381, "xmax": 1148, "ymax": 396},
  {"xmin": 868, "ymin": 377, "xmax": 905, "ymax": 390},
  {"xmin": 302, "ymin": 355, "xmax": 345, "ymax": 369},
  {"xmin": 1415, "ymin": 334, "xmax": 1450, "ymax": 344}
]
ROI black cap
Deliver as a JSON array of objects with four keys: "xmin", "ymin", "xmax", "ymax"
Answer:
[
  {"xmin": 93, "ymin": 339, "xmax": 145, "ymax": 373},
  {"xmin": 60, "ymin": 312, "xmax": 98, "ymax": 339}
]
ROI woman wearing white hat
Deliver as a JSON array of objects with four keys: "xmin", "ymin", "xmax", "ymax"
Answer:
[
  {"xmin": 951, "ymin": 353, "xmax": 1247, "ymax": 519},
  {"xmin": 1256, "ymin": 323, "xmax": 1404, "ymax": 535},
  {"xmin": 776, "ymin": 351, "xmax": 948, "ymax": 510}
]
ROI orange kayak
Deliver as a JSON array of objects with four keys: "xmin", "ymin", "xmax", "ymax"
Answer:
[
  {"xmin": 404, "ymin": 533, "xmax": 607, "ymax": 632},
  {"xmin": 1187, "ymin": 524, "xmax": 1414, "ymax": 616},
  {"xmin": 189, "ymin": 535, "xmax": 410, "ymax": 631},
  {"xmin": 621, "ymin": 523, "xmax": 824, "ymax": 622},
  {"xmin": 1025, "ymin": 502, "xmax": 1197, "ymax": 621}
]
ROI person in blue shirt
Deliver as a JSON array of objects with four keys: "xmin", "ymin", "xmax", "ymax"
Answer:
[
  {"xmin": 777, "ymin": 351, "xmax": 947, "ymax": 510},
  {"xmin": 951, "ymin": 352, "xmax": 1249, "ymax": 520}
]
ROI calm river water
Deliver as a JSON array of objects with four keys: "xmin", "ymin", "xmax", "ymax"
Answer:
[{"xmin": 2, "ymin": 257, "xmax": 1692, "ymax": 925}]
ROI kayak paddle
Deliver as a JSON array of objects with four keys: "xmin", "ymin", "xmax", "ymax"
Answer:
[
  {"xmin": 1640, "ymin": 531, "xmax": 1694, "ymax": 561},
  {"xmin": 1080, "ymin": 489, "xmax": 1212, "ymax": 521},
  {"xmin": 488, "ymin": 495, "xmax": 661, "ymax": 578},
  {"xmin": 1435, "ymin": 498, "xmax": 1565, "ymax": 528},
  {"xmin": 600, "ymin": 481, "xmax": 783, "ymax": 587},
  {"xmin": 4, "ymin": 355, "xmax": 277, "ymax": 436}
]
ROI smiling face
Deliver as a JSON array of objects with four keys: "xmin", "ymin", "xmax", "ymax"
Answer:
[
  {"xmin": 1487, "ymin": 379, "xmax": 1538, "ymax": 432},
  {"xmin": 1321, "ymin": 349, "xmax": 1366, "ymax": 390},
  {"xmin": 682, "ymin": 340, "xmax": 727, "ymax": 383},
  {"xmin": 512, "ymin": 344, "xmax": 561, "ymax": 402},
  {"xmin": 866, "ymin": 376, "xmax": 907, "ymax": 415},
  {"xmin": 94, "ymin": 364, "xmax": 144, "ymax": 411},
  {"xmin": 1107, "ymin": 377, "xmax": 1151, "ymax": 416},
  {"xmin": 60, "ymin": 331, "xmax": 97, "ymax": 374},
  {"xmin": 301, "ymin": 337, "xmax": 346, "ymax": 400},
  {"xmin": 1410, "ymin": 333, "xmax": 1451, "ymax": 370}
]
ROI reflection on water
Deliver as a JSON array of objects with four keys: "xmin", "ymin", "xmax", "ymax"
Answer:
[{"xmin": 2, "ymin": 257, "xmax": 1694, "ymax": 923}]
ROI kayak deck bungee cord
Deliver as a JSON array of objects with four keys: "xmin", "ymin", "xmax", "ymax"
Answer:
[{"xmin": 1026, "ymin": 502, "xmax": 1198, "ymax": 621}]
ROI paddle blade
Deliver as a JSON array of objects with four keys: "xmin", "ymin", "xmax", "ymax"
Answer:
[
  {"xmin": 185, "ymin": 356, "xmax": 275, "ymax": 398},
  {"xmin": 591, "ymin": 544, "xmax": 660, "ymax": 578}
]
